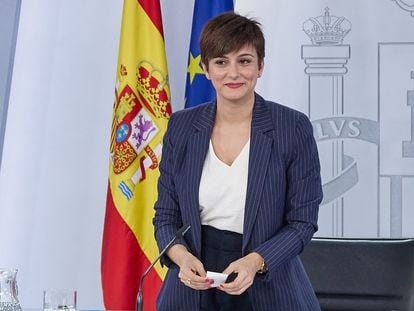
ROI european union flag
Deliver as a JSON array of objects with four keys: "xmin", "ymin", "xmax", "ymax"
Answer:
[{"xmin": 184, "ymin": 0, "xmax": 234, "ymax": 108}]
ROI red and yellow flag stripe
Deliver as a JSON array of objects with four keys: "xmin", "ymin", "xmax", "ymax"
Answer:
[{"xmin": 101, "ymin": 0, "xmax": 171, "ymax": 309}]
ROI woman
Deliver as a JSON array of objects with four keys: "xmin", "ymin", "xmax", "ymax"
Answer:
[{"xmin": 153, "ymin": 12, "xmax": 323, "ymax": 311}]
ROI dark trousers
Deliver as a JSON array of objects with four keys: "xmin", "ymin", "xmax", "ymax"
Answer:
[{"xmin": 200, "ymin": 225, "xmax": 253, "ymax": 311}]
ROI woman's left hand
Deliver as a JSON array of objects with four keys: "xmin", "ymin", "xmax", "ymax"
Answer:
[{"xmin": 219, "ymin": 252, "xmax": 263, "ymax": 295}]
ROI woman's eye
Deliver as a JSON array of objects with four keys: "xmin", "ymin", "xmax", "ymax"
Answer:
[
  {"xmin": 240, "ymin": 58, "xmax": 252, "ymax": 64},
  {"xmin": 214, "ymin": 59, "xmax": 226, "ymax": 65}
]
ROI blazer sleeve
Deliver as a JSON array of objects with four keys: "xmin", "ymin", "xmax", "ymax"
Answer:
[
  {"xmin": 153, "ymin": 113, "xmax": 188, "ymax": 268},
  {"xmin": 253, "ymin": 113, "xmax": 323, "ymax": 280}
]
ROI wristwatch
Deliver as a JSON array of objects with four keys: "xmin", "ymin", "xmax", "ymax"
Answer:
[{"xmin": 257, "ymin": 259, "xmax": 268, "ymax": 274}]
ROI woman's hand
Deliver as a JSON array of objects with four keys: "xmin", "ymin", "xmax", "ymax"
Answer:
[
  {"xmin": 219, "ymin": 252, "xmax": 263, "ymax": 295},
  {"xmin": 166, "ymin": 244, "xmax": 212, "ymax": 290}
]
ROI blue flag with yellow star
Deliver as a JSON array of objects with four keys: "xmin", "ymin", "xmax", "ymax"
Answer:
[{"xmin": 185, "ymin": 0, "xmax": 234, "ymax": 108}]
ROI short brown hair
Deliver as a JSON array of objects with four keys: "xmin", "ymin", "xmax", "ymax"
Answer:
[{"xmin": 200, "ymin": 12, "xmax": 265, "ymax": 70}]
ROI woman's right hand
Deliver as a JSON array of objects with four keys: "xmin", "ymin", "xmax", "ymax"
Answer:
[{"xmin": 166, "ymin": 244, "xmax": 212, "ymax": 290}]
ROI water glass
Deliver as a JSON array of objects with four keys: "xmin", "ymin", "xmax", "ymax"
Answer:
[{"xmin": 43, "ymin": 290, "xmax": 77, "ymax": 311}]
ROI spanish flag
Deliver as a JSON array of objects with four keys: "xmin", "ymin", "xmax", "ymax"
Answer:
[{"xmin": 101, "ymin": 0, "xmax": 171, "ymax": 310}]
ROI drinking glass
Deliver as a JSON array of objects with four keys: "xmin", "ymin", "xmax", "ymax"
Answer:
[{"xmin": 43, "ymin": 290, "xmax": 77, "ymax": 311}]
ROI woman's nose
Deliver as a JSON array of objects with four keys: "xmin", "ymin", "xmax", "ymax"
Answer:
[{"xmin": 227, "ymin": 62, "xmax": 239, "ymax": 78}]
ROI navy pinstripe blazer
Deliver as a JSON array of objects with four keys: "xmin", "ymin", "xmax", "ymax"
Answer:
[{"xmin": 154, "ymin": 93, "xmax": 323, "ymax": 310}]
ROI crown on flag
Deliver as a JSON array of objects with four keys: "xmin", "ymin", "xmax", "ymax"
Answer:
[
  {"xmin": 136, "ymin": 61, "xmax": 171, "ymax": 118},
  {"xmin": 303, "ymin": 7, "xmax": 351, "ymax": 45}
]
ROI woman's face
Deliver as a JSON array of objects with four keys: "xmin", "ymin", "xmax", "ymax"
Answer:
[{"xmin": 203, "ymin": 44, "xmax": 263, "ymax": 105}]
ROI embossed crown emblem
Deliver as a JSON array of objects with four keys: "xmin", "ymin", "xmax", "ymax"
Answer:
[
  {"xmin": 303, "ymin": 7, "xmax": 351, "ymax": 45},
  {"xmin": 136, "ymin": 61, "xmax": 171, "ymax": 118}
]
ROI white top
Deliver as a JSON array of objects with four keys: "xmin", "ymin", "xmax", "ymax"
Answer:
[{"xmin": 199, "ymin": 139, "xmax": 250, "ymax": 234}]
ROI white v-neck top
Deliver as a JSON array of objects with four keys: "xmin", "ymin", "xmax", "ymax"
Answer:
[{"xmin": 198, "ymin": 139, "xmax": 250, "ymax": 234}]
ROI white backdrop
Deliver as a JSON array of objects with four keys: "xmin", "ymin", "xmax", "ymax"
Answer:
[
  {"xmin": 0, "ymin": 0, "xmax": 193, "ymax": 308},
  {"xmin": 1, "ymin": 0, "xmax": 413, "ymax": 309}
]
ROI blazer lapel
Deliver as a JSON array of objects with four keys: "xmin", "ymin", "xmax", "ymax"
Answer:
[
  {"xmin": 243, "ymin": 95, "xmax": 274, "ymax": 251},
  {"xmin": 185, "ymin": 103, "xmax": 216, "ymax": 257}
]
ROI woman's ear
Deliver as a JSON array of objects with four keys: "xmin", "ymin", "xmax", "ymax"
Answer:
[
  {"xmin": 202, "ymin": 63, "xmax": 210, "ymax": 80},
  {"xmin": 258, "ymin": 61, "xmax": 264, "ymax": 77}
]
